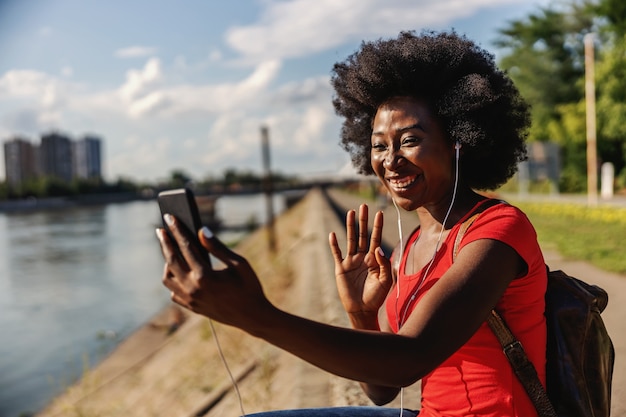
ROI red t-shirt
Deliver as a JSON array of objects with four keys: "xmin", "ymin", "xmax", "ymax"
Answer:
[{"xmin": 386, "ymin": 200, "xmax": 547, "ymax": 417}]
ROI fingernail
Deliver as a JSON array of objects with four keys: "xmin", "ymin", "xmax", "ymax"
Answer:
[
  {"xmin": 164, "ymin": 214, "xmax": 174, "ymax": 226},
  {"xmin": 155, "ymin": 228, "xmax": 163, "ymax": 241},
  {"xmin": 201, "ymin": 226, "xmax": 213, "ymax": 239},
  {"xmin": 376, "ymin": 247, "xmax": 384, "ymax": 256}
]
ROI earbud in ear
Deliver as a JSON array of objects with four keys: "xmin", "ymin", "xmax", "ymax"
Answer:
[{"xmin": 454, "ymin": 142, "xmax": 461, "ymax": 150}]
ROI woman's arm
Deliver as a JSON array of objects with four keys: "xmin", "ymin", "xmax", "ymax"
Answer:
[{"xmin": 156, "ymin": 213, "xmax": 523, "ymax": 391}]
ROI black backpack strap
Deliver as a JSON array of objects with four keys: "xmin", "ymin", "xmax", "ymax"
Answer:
[
  {"xmin": 487, "ymin": 312, "xmax": 557, "ymax": 417},
  {"xmin": 454, "ymin": 198, "xmax": 557, "ymax": 417}
]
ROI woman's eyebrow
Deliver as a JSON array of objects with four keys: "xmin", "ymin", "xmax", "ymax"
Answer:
[{"xmin": 372, "ymin": 122, "xmax": 424, "ymax": 137}]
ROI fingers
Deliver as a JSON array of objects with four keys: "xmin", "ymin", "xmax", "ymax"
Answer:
[
  {"xmin": 346, "ymin": 205, "xmax": 371, "ymax": 255},
  {"xmin": 156, "ymin": 227, "xmax": 187, "ymax": 275},
  {"xmin": 358, "ymin": 204, "xmax": 369, "ymax": 253},
  {"xmin": 160, "ymin": 262, "xmax": 189, "ymax": 307},
  {"xmin": 155, "ymin": 227, "xmax": 171, "ymax": 258},
  {"xmin": 345, "ymin": 209, "xmax": 357, "ymax": 255},
  {"xmin": 374, "ymin": 246, "xmax": 393, "ymax": 288},
  {"xmin": 163, "ymin": 214, "xmax": 206, "ymax": 270},
  {"xmin": 328, "ymin": 232, "xmax": 344, "ymax": 265},
  {"xmin": 374, "ymin": 246, "xmax": 391, "ymax": 271},
  {"xmin": 369, "ymin": 210, "xmax": 384, "ymax": 253},
  {"xmin": 198, "ymin": 226, "xmax": 247, "ymax": 271}
]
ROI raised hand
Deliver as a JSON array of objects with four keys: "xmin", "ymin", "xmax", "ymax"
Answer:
[{"xmin": 328, "ymin": 204, "xmax": 392, "ymax": 329}]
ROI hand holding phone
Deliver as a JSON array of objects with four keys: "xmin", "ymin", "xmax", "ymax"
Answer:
[{"xmin": 157, "ymin": 188, "xmax": 211, "ymax": 265}]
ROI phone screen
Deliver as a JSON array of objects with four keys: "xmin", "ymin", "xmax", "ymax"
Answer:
[{"xmin": 157, "ymin": 188, "xmax": 211, "ymax": 265}]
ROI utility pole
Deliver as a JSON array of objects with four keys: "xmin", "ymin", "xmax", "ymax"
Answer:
[
  {"xmin": 584, "ymin": 33, "xmax": 598, "ymax": 206},
  {"xmin": 260, "ymin": 125, "xmax": 276, "ymax": 252}
]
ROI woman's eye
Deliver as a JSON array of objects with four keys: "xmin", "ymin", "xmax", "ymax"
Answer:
[
  {"xmin": 371, "ymin": 142, "xmax": 386, "ymax": 151},
  {"xmin": 402, "ymin": 136, "xmax": 419, "ymax": 146}
]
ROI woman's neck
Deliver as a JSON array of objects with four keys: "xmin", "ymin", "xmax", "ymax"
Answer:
[{"xmin": 415, "ymin": 188, "xmax": 485, "ymax": 234}]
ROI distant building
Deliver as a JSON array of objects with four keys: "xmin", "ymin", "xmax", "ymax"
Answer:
[
  {"xmin": 40, "ymin": 132, "xmax": 73, "ymax": 182},
  {"xmin": 518, "ymin": 141, "xmax": 561, "ymax": 194},
  {"xmin": 73, "ymin": 135, "xmax": 102, "ymax": 180},
  {"xmin": 2, "ymin": 132, "xmax": 104, "ymax": 187},
  {"xmin": 3, "ymin": 137, "xmax": 37, "ymax": 187}
]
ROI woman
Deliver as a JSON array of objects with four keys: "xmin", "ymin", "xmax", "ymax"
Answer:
[{"xmin": 156, "ymin": 30, "xmax": 547, "ymax": 417}]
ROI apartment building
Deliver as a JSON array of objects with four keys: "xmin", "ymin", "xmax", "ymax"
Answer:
[
  {"xmin": 73, "ymin": 135, "xmax": 102, "ymax": 180},
  {"xmin": 3, "ymin": 137, "xmax": 38, "ymax": 187},
  {"xmin": 2, "ymin": 132, "xmax": 103, "ymax": 186}
]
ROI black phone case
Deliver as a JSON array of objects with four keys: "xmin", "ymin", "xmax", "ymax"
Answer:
[{"xmin": 157, "ymin": 188, "xmax": 210, "ymax": 264}]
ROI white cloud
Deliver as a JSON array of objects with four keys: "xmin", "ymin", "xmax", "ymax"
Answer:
[
  {"xmin": 118, "ymin": 58, "xmax": 162, "ymax": 101},
  {"xmin": 0, "ymin": 0, "xmax": 544, "ymax": 182},
  {"xmin": 109, "ymin": 135, "xmax": 173, "ymax": 180},
  {"xmin": 172, "ymin": 49, "xmax": 224, "ymax": 76},
  {"xmin": 0, "ymin": 70, "xmax": 56, "ymax": 97},
  {"xmin": 183, "ymin": 138, "xmax": 196, "ymax": 150},
  {"xmin": 0, "ymin": 70, "xmax": 75, "ymax": 134},
  {"xmin": 202, "ymin": 112, "xmax": 260, "ymax": 167},
  {"xmin": 292, "ymin": 105, "xmax": 331, "ymax": 149},
  {"xmin": 119, "ymin": 59, "xmax": 282, "ymax": 119},
  {"xmin": 226, "ymin": 0, "xmax": 527, "ymax": 62},
  {"xmin": 237, "ymin": 60, "xmax": 281, "ymax": 92},
  {"xmin": 127, "ymin": 91, "xmax": 170, "ymax": 119},
  {"xmin": 61, "ymin": 66, "xmax": 74, "ymax": 77},
  {"xmin": 0, "ymin": 60, "xmax": 340, "ymax": 180},
  {"xmin": 115, "ymin": 46, "xmax": 158, "ymax": 58}
]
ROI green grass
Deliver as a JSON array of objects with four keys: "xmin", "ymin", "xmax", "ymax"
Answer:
[
  {"xmin": 512, "ymin": 200, "xmax": 626, "ymax": 274},
  {"xmin": 339, "ymin": 185, "xmax": 626, "ymax": 275}
]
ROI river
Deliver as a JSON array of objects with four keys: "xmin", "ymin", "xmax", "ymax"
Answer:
[{"xmin": 0, "ymin": 193, "xmax": 287, "ymax": 417}]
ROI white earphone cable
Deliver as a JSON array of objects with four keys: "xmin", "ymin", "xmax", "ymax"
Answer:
[
  {"xmin": 209, "ymin": 318, "xmax": 246, "ymax": 416},
  {"xmin": 394, "ymin": 143, "xmax": 461, "ymax": 417}
]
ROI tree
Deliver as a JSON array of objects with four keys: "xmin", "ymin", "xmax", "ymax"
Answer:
[
  {"xmin": 596, "ymin": 0, "xmax": 626, "ymax": 36},
  {"xmin": 0, "ymin": 181, "xmax": 8, "ymax": 200},
  {"xmin": 497, "ymin": 0, "xmax": 626, "ymax": 192},
  {"xmin": 495, "ymin": 4, "xmax": 594, "ymax": 142},
  {"xmin": 595, "ymin": 35, "xmax": 626, "ymax": 184},
  {"xmin": 169, "ymin": 170, "xmax": 193, "ymax": 188}
]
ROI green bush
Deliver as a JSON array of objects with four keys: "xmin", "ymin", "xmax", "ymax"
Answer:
[{"xmin": 558, "ymin": 166, "xmax": 587, "ymax": 193}]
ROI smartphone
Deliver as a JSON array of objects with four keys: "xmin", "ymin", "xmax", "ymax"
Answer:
[{"xmin": 157, "ymin": 188, "xmax": 211, "ymax": 265}]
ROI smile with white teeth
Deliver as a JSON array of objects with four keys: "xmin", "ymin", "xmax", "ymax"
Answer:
[{"xmin": 387, "ymin": 175, "xmax": 418, "ymax": 190}]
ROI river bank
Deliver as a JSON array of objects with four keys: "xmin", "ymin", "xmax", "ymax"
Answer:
[
  {"xmin": 0, "ymin": 192, "xmax": 149, "ymax": 212},
  {"xmin": 35, "ymin": 188, "xmax": 370, "ymax": 417},
  {"xmin": 1, "ymin": 192, "xmax": 292, "ymax": 417}
]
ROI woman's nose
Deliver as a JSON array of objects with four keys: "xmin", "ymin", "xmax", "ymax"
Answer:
[{"xmin": 383, "ymin": 148, "xmax": 402, "ymax": 169}]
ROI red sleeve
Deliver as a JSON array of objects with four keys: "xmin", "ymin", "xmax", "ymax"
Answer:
[{"xmin": 458, "ymin": 202, "xmax": 544, "ymax": 276}]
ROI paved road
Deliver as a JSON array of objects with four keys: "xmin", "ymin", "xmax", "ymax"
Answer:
[{"xmin": 324, "ymin": 188, "xmax": 625, "ymax": 416}]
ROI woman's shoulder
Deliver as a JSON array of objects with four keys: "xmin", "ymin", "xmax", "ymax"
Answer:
[
  {"xmin": 462, "ymin": 198, "xmax": 543, "ymax": 263},
  {"xmin": 474, "ymin": 198, "xmax": 532, "ymax": 227},
  {"xmin": 459, "ymin": 198, "xmax": 538, "ymax": 246}
]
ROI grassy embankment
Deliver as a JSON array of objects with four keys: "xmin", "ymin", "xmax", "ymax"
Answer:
[
  {"xmin": 353, "ymin": 186, "xmax": 626, "ymax": 275},
  {"xmin": 510, "ymin": 200, "xmax": 626, "ymax": 275}
]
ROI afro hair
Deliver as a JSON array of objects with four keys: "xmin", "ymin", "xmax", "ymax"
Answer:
[{"xmin": 331, "ymin": 30, "xmax": 530, "ymax": 190}]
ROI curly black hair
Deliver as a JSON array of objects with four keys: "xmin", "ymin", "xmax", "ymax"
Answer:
[{"xmin": 331, "ymin": 30, "xmax": 530, "ymax": 190}]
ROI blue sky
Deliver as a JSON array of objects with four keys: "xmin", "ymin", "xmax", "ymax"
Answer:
[{"xmin": 0, "ymin": 0, "xmax": 552, "ymax": 183}]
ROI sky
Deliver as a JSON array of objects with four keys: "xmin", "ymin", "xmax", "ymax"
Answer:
[{"xmin": 0, "ymin": 0, "xmax": 553, "ymax": 183}]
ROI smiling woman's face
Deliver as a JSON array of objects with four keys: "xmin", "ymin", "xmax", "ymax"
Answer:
[{"xmin": 370, "ymin": 96, "xmax": 455, "ymax": 211}]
